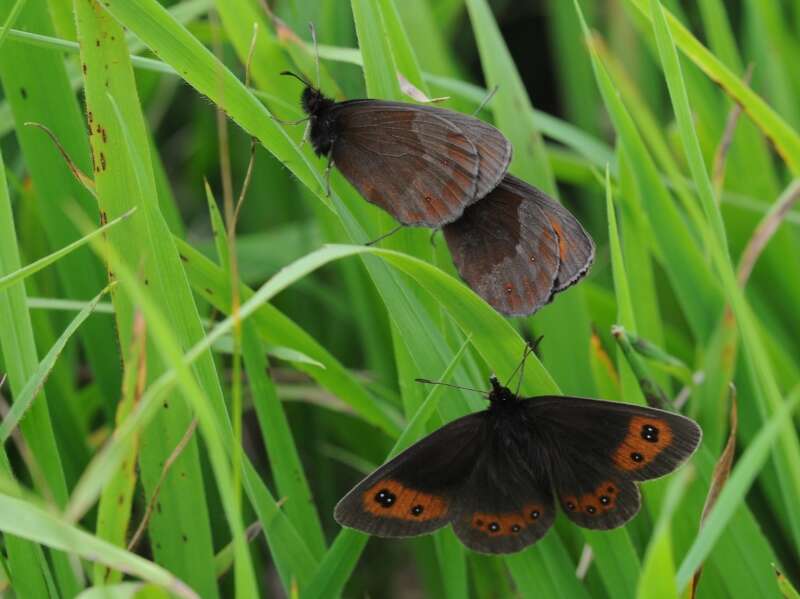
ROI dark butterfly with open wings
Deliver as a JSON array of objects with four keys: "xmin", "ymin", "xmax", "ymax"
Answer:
[
  {"xmin": 290, "ymin": 74, "xmax": 594, "ymax": 316},
  {"xmin": 334, "ymin": 375, "xmax": 701, "ymax": 554}
]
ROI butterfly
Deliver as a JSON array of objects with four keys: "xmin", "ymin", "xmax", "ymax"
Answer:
[
  {"xmin": 288, "ymin": 71, "xmax": 512, "ymax": 228},
  {"xmin": 285, "ymin": 73, "xmax": 594, "ymax": 315},
  {"xmin": 334, "ymin": 371, "xmax": 701, "ymax": 554}
]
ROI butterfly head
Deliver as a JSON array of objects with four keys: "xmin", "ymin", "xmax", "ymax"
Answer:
[
  {"xmin": 280, "ymin": 71, "xmax": 334, "ymax": 117},
  {"xmin": 301, "ymin": 84, "xmax": 335, "ymax": 117},
  {"xmin": 488, "ymin": 375, "xmax": 519, "ymax": 405}
]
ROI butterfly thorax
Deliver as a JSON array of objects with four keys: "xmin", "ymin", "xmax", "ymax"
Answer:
[
  {"xmin": 487, "ymin": 376, "xmax": 521, "ymax": 409},
  {"xmin": 302, "ymin": 86, "xmax": 338, "ymax": 157}
]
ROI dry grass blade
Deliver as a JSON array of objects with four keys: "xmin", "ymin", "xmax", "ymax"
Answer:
[
  {"xmin": 737, "ymin": 180, "xmax": 800, "ymax": 286},
  {"xmin": 24, "ymin": 122, "xmax": 96, "ymax": 194},
  {"xmin": 215, "ymin": 521, "xmax": 264, "ymax": 579},
  {"xmin": 397, "ymin": 72, "xmax": 448, "ymax": 103},
  {"xmin": 711, "ymin": 64, "xmax": 754, "ymax": 194},
  {"xmin": 690, "ymin": 386, "xmax": 737, "ymax": 599}
]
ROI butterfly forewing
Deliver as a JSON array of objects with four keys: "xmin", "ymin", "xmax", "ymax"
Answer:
[
  {"xmin": 418, "ymin": 106, "xmax": 512, "ymax": 202},
  {"xmin": 329, "ymin": 102, "xmax": 482, "ymax": 227},
  {"xmin": 334, "ymin": 412, "xmax": 485, "ymax": 538},
  {"xmin": 526, "ymin": 396, "xmax": 701, "ymax": 529},
  {"xmin": 443, "ymin": 176, "xmax": 561, "ymax": 316}
]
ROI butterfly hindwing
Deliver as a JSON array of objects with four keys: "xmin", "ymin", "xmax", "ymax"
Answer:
[
  {"xmin": 523, "ymin": 181, "xmax": 595, "ymax": 293},
  {"xmin": 555, "ymin": 473, "xmax": 642, "ymax": 530},
  {"xmin": 330, "ymin": 101, "xmax": 482, "ymax": 227},
  {"xmin": 525, "ymin": 396, "xmax": 701, "ymax": 529},
  {"xmin": 334, "ymin": 412, "xmax": 485, "ymax": 538},
  {"xmin": 451, "ymin": 429, "xmax": 556, "ymax": 553},
  {"xmin": 443, "ymin": 176, "xmax": 561, "ymax": 316}
]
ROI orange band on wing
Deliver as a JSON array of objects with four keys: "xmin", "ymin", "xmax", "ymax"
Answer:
[
  {"xmin": 468, "ymin": 502, "xmax": 547, "ymax": 537},
  {"xmin": 613, "ymin": 415, "xmax": 673, "ymax": 471},
  {"xmin": 561, "ymin": 481, "xmax": 620, "ymax": 516},
  {"xmin": 362, "ymin": 479, "xmax": 449, "ymax": 521}
]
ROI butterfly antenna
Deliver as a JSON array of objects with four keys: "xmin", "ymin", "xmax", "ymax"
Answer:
[
  {"xmin": 415, "ymin": 378, "xmax": 489, "ymax": 397},
  {"xmin": 309, "ymin": 22, "xmax": 321, "ymax": 89},
  {"xmin": 509, "ymin": 344, "xmax": 531, "ymax": 397},
  {"xmin": 280, "ymin": 70, "xmax": 314, "ymax": 88},
  {"xmin": 506, "ymin": 336, "xmax": 543, "ymax": 395},
  {"xmin": 365, "ymin": 224, "xmax": 403, "ymax": 246},
  {"xmin": 472, "ymin": 84, "xmax": 499, "ymax": 116}
]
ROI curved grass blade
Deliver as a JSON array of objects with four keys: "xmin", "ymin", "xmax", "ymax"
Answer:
[
  {"xmin": 625, "ymin": 0, "xmax": 800, "ymax": 175},
  {"xmin": 0, "ymin": 493, "xmax": 198, "ymax": 599},
  {"xmin": 0, "ymin": 208, "xmax": 134, "ymax": 293},
  {"xmin": 648, "ymin": 0, "xmax": 800, "ymax": 552},
  {"xmin": 676, "ymin": 388, "xmax": 800, "ymax": 591},
  {"xmin": 0, "ymin": 284, "xmax": 112, "ymax": 443}
]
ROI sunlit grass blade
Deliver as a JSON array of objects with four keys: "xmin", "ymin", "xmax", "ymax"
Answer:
[
  {"xmin": 625, "ymin": 0, "xmax": 800, "ymax": 175},
  {"xmin": 636, "ymin": 466, "xmax": 693, "ymax": 598},
  {"xmin": 69, "ymin": 195, "xmax": 259, "ymax": 595},
  {"xmin": 0, "ymin": 0, "xmax": 26, "ymax": 50},
  {"xmin": 0, "ymin": 208, "xmax": 134, "ymax": 292},
  {"xmin": 0, "ymin": 493, "xmax": 198, "ymax": 599},
  {"xmin": 0, "ymin": 284, "xmax": 111, "ymax": 443},
  {"xmin": 205, "ymin": 177, "xmax": 327, "ymax": 558},
  {"xmin": 648, "ymin": 0, "xmax": 800, "ymax": 552},
  {"xmin": 175, "ymin": 238, "xmax": 402, "ymax": 436},
  {"xmin": 676, "ymin": 388, "xmax": 800, "ymax": 592},
  {"xmin": 573, "ymin": 0, "xmax": 722, "ymax": 340},
  {"xmin": 0, "ymin": 0, "xmax": 122, "ymax": 405},
  {"xmin": 76, "ymin": 582, "xmax": 171, "ymax": 599},
  {"xmin": 93, "ymin": 311, "xmax": 146, "ymax": 585},
  {"xmin": 0, "ymin": 135, "xmax": 71, "ymax": 599}
]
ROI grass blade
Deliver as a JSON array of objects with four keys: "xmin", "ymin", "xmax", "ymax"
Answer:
[
  {"xmin": 0, "ymin": 493, "xmax": 197, "ymax": 599},
  {"xmin": 625, "ymin": 0, "xmax": 800, "ymax": 175},
  {"xmin": 0, "ymin": 284, "xmax": 111, "ymax": 443},
  {"xmin": 0, "ymin": 208, "xmax": 134, "ymax": 292},
  {"xmin": 676, "ymin": 388, "xmax": 800, "ymax": 591}
]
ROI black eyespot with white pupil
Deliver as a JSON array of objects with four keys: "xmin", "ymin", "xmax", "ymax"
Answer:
[
  {"xmin": 374, "ymin": 489, "xmax": 396, "ymax": 508},
  {"xmin": 600, "ymin": 495, "xmax": 610, "ymax": 505},
  {"xmin": 511, "ymin": 524, "xmax": 521, "ymax": 533},
  {"xmin": 630, "ymin": 452, "xmax": 643, "ymax": 462},
  {"xmin": 566, "ymin": 501, "xmax": 576, "ymax": 511},
  {"xmin": 641, "ymin": 424, "xmax": 660, "ymax": 443},
  {"xmin": 530, "ymin": 510, "xmax": 540, "ymax": 520},
  {"xmin": 489, "ymin": 522, "xmax": 500, "ymax": 532},
  {"xmin": 586, "ymin": 506, "xmax": 596, "ymax": 514},
  {"xmin": 411, "ymin": 505, "xmax": 423, "ymax": 516}
]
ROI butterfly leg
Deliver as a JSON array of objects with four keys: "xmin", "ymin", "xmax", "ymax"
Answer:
[
  {"xmin": 471, "ymin": 84, "xmax": 499, "ymax": 116},
  {"xmin": 324, "ymin": 146, "xmax": 335, "ymax": 197},
  {"xmin": 429, "ymin": 228, "xmax": 440, "ymax": 247},
  {"xmin": 366, "ymin": 224, "xmax": 404, "ymax": 246},
  {"xmin": 298, "ymin": 120, "xmax": 311, "ymax": 150}
]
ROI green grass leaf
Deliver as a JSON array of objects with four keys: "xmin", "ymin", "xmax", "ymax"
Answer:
[{"xmin": 0, "ymin": 493, "xmax": 197, "ymax": 599}]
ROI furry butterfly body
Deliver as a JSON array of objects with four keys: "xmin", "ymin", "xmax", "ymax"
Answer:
[{"xmin": 335, "ymin": 377, "xmax": 701, "ymax": 554}]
